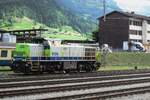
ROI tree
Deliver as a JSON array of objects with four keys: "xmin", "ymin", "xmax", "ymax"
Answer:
[{"xmin": 92, "ymin": 30, "xmax": 99, "ymax": 42}]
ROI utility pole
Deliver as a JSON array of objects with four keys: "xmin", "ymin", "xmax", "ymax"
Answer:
[{"xmin": 103, "ymin": 0, "xmax": 106, "ymax": 21}]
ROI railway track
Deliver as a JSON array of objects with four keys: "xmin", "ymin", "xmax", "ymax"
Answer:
[
  {"xmin": 1, "ymin": 77, "xmax": 150, "ymax": 98},
  {"xmin": 1, "ymin": 71, "xmax": 150, "ymax": 99},
  {"xmin": 1, "ymin": 73, "xmax": 150, "ymax": 88},
  {"xmin": 1, "ymin": 69, "xmax": 150, "ymax": 82},
  {"xmin": 49, "ymin": 85, "xmax": 150, "ymax": 100}
]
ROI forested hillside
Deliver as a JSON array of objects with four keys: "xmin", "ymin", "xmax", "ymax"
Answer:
[
  {"xmin": 57, "ymin": 0, "xmax": 120, "ymax": 21},
  {"xmin": 0, "ymin": 0, "xmax": 119, "ymax": 40},
  {"xmin": 0, "ymin": 0, "xmax": 97, "ymax": 33}
]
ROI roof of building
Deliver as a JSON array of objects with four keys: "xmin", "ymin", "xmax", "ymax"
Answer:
[
  {"xmin": 0, "ymin": 29, "xmax": 48, "ymax": 34},
  {"xmin": 0, "ymin": 29, "xmax": 7, "ymax": 33},
  {"xmin": 0, "ymin": 42, "xmax": 16, "ymax": 48},
  {"xmin": 99, "ymin": 10, "xmax": 150, "ymax": 20},
  {"xmin": 62, "ymin": 40, "xmax": 96, "ymax": 44},
  {"xmin": 7, "ymin": 29, "xmax": 48, "ymax": 33}
]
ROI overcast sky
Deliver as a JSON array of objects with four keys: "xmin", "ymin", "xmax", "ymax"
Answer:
[{"xmin": 114, "ymin": 0, "xmax": 150, "ymax": 15}]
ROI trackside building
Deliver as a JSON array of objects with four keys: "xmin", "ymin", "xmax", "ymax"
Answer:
[{"xmin": 98, "ymin": 11, "xmax": 150, "ymax": 50}]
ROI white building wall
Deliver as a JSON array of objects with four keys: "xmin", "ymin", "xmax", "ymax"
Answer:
[
  {"xmin": 2, "ymin": 33, "xmax": 16, "ymax": 43},
  {"xmin": 142, "ymin": 20, "xmax": 148, "ymax": 44},
  {"xmin": 129, "ymin": 18, "xmax": 143, "ymax": 42},
  {"xmin": 146, "ymin": 24, "xmax": 150, "ymax": 42},
  {"xmin": 146, "ymin": 34, "xmax": 150, "ymax": 40},
  {"xmin": 129, "ymin": 34, "xmax": 142, "ymax": 40},
  {"xmin": 128, "ymin": 18, "xmax": 150, "ymax": 44},
  {"xmin": 129, "ymin": 25, "xmax": 142, "ymax": 31},
  {"xmin": 147, "ymin": 24, "xmax": 150, "ymax": 31}
]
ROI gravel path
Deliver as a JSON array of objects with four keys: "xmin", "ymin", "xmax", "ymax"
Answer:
[
  {"xmin": 106, "ymin": 93, "xmax": 150, "ymax": 100},
  {"xmin": 0, "ymin": 72, "xmax": 14, "ymax": 78}
]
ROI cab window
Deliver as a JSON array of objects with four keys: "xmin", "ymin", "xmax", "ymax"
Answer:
[{"xmin": 1, "ymin": 50, "xmax": 8, "ymax": 57}]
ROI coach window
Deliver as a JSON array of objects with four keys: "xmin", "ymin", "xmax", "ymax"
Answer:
[{"xmin": 1, "ymin": 50, "xmax": 8, "ymax": 57}]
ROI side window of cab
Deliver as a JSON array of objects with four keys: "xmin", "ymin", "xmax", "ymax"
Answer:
[{"xmin": 1, "ymin": 50, "xmax": 8, "ymax": 58}]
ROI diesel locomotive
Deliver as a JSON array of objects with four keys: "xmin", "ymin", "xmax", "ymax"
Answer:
[{"xmin": 11, "ymin": 38, "xmax": 100, "ymax": 74}]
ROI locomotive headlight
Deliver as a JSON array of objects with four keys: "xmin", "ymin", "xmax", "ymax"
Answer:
[
  {"xmin": 11, "ymin": 59, "xmax": 14, "ymax": 61},
  {"xmin": 25, "ymin": 63, "xmax": 28, "ymax": 67},
  {"xmin": 23, "ymin": 59, "xmax": 26, "ymax": 62}
]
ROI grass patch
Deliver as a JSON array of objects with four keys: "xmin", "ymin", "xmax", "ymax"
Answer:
[
  {"xmin": 2, "ymin": 17, "xmax": 89, "ymax": 40},
  {"xmin": 98, "ymin": 52, "xmax": 150, "ymax": 71},
  {"xmin": 99, "ymin": 66, "xmax": 150, "ymax": 71},
  {"xmin": 99, "ymin": 66, "xmax": 134, "ymax": 71},
  {"xmin": 106, "ymin": 52, "xmax": 150, "ymax": 67},
  {"xmin": 3, "ymin": 17, "xmax": 44, "ymax": 30},
  {"xmin": 0, "ymin": 66, "xmax": 11, "ymax": 72},
  {"xmin": 43, "ymin": 33, "xmax": 87, "ymax": 40}
]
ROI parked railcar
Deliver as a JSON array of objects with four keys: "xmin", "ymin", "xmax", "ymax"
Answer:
[
  {"xmin": 11, "ymin": 38, "xmax": 99, "ymax": 74},
  {"xmin": 0, "ymin": 43, "xmax": 15, "ymax": 66}
]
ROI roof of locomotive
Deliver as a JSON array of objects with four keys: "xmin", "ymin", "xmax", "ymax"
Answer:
[
  {"xmin": 52, "ymin": 44, "xmax": 97, "ymax": 48},
  {"xmin": 16, "ymin": 43, "xmax": 42, "ymax": 46}
]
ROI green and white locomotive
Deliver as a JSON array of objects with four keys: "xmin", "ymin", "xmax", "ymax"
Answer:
[{"xmin": 11, "ymin": 38, "xmax": 99, "ymax": 74}]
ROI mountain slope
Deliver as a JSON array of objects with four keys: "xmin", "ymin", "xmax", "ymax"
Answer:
[
  {"xmin": 56, "ymin": 0, "xmax": 120, "ymax": 21},
  {"xmin": 0, "ymin": 0, "xmax": 120, "ymax": 36},
  {"xmin": 0, "ymin": 0, "xmax": 98, "ymax": 33}
]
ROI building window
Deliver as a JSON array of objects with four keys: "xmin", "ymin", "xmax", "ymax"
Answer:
[
  {"xmin": 138, "ymin": 31, "xmax": 142, "ymax": 35},
  {"xmin": 139, "ymin": 40, "xmax": 142, "ymax": 43},
  {"xmin": 130, "ymin": 39, "xmax": 142, "ymax": 42},
  {"xmin": 130, "ymin": 30, "xmax": 142, "ymax": 35},
  {"xmin": 148, "ymin": 21, "xmax": 150, "ymax": 24},
  {"xmin": 148, "ymin": 31, "xmax": 150, "ymax": 34},
  {"xmin": 139, "ymin": 22, "xmax": 142, "ymax": 26},
  {"xmin": 129, "ymin": 39, "xmax": 138, "ymax": 42},
  {"xmin": 129, "ymin": 30, "xmax": 136, "ymax": 35},
  {"xmin": 1, "ymin": 50, "xmax": 8, "ymax": 57},
  {"xmin": 129, "ymin": 20, "xmax": 132, "ymax": 25},
  {"xmin": 132, "ymin": 21, "xmax": 142, "ymax": 26}
]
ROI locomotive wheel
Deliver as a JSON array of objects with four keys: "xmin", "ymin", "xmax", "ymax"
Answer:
[
  {"xmin": 39, "ymin": 65, "xmax": 44, "ymax": 74},
  {"xmin": 47, "ymin": 66, "xmax": 55, "ymax": 73},
  {"xmin": 77, "ymin": 64, "xmax": 83, "ymax": 72},
  {"xmin": 85, "ymin": 64, "xmax": 92, "ymax": 72},
  {"xmin": 65, "ymin": 69, "xmax": 70, "ymax": 73},
  {"xmin": 24, "ymin": 65, "xmax": 31, "ymax": 74}
]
